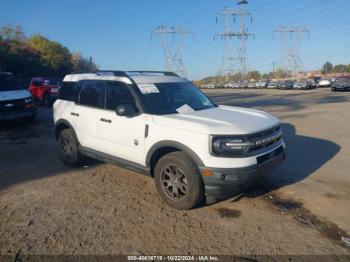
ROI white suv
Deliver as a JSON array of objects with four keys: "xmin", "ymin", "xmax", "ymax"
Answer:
[{"xmin": 53, "ymin": 71, "xmax": 285, "ymax": 210}]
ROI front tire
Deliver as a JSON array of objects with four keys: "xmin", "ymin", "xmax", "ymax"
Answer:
[
  {"xmin": 154, "ymin": 151, "xmax": 205, "ymax": 210},
  {"xmin": 58, "ymin": 129, "xmax": 85, "ymax": 167}
]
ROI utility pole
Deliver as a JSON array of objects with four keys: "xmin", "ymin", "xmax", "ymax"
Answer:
[
  {"xmin": 215, "ymin": 0, "xmax": 255, "ymax": 82},
  {"xmin": 151, "ymin": 25, "xmax": 193, "ymax": 77},
  {"xmin": 274, "ymin": 26, "xmax": 309, "ymax": 79}
]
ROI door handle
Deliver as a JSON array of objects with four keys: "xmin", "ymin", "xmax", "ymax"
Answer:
[
  {"xmin": 100, "ymin": 118, "xmax": 112, "ymax": 123},
  {"xmin": 71, "ymin": 112, "xmax": 79, "ymax": 117}
]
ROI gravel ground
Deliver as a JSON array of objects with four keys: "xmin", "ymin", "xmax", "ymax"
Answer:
[{"xmin": 0, "ymin": 88, "xmax": 349, "ymax": 256}]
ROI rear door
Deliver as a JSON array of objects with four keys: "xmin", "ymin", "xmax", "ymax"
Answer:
[
  {"xmin": 75, "ymin": 80, "xmax": 105, "ymax": 151},
  {"xmin": 97, "ymin": 81, "xmax": 146, "ymax": 165}
]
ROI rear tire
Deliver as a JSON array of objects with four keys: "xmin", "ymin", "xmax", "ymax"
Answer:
[
  {"xmin": 154, "ymin": 151, "xmax": 205, "ymax": 210},
  {"xmin": 58, "ymin": 129, "xmax": 85, "ymax": 167}
]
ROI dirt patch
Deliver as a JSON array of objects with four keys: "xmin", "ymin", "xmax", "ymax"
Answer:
[
  {"xmin": 216, "ymin": 208, "xmax": 241, "ymax": 218},
  {"xmin": 266, "ymin": 194, "xmax": 350, "ymax": 249}
]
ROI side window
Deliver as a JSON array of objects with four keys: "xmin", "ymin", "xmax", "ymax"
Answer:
[
  {"xmin": 58, "ymin": 81, "xmax": 79, "ymax": 102},
  {"xmin": 105, "ymin": 81, "xmax": 136, "ymax": 110},
  {"xmin": 79, "ymin": 80, "xmax": 105, "ymax": 108}
]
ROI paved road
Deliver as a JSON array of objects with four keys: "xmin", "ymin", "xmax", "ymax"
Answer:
[{"xmin": 0, "ymin": 89, "xmax": 349, "ymax": 256}]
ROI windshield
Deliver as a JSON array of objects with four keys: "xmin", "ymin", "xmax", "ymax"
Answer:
[
  {"xmin": 0, "ymin": 74, "xmax": 22, "ymax": 91},
  {"xmin": 139, "ymin": 82, "xmax": 216, "ymax": 115}
]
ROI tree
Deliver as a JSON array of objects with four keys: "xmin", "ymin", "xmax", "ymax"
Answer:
[
  {"xmin": 27, "ymin": 35, "xmax": 72, "ymax": 76},
  {"xmin": 333, "ymin": 64, "xmax": 348, "ymax": 73},
  {"xmin": 71, "ymin": 53, "xmax": 93, "ymax": 73},
  {"xmin": 321, "ymin": 61, "xmax": 333, "ymax": 74},
  {"xmin": 0, "ymin": 24, "xmax": 26, "ymax": 41},
  {"xmin": 248, "ymin": 71, "xmax": 261, "ymax": 80}
]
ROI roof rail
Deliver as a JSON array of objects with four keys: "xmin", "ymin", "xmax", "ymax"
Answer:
[
  {"xmin": 96, "ymin": 70, "xmax": 129, "ymax": 77},
  {"xmin": 95, "ymin": 70, "xmax": 178, "ymax": 77},
  {"xmin": 126, "ymin": 71, "xmax": 179, "ymax": 77}
]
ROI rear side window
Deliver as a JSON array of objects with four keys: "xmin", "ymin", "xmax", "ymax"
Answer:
[
  {"xmin": 78, "ymin": 80, "xmax": 104, "ymax": 108},
  {"xmin": 58, "ymin": 82, "xmax": 79, "ymax": 102},
  {"xmin": 105, "ymin": 81, "xmax": 135, "ymax": 110}
]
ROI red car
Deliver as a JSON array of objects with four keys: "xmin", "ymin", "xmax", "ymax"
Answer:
[{"xmin": 29, "ymin": 77, "xmax": 62, "ymax": 106}]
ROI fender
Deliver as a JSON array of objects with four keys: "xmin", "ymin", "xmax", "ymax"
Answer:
[
  {"xmin": 146, "ymin": 140, "xmax": 204, "ymax": 168},
  {"xmin": 54, "ymin": 119, "xmax": 78, "ymax": 142}
]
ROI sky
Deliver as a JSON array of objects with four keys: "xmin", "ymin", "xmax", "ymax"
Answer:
[{"xmin": 0, "ymin": 0, "xmax": 350, "ymax": 80}]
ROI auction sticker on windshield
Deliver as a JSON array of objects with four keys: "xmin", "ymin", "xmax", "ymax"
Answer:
[{"xmin": 137, "ymin": 84, "xmax": 160, "ymax": 94}]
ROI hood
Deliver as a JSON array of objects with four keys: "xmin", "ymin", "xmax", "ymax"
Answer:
[
  {"xmin": 152, "ymin": 105, "xmax": 280, "ymax": 135},
  {"xmin": 0, "ymin": 89, "xmax": 31, "ymax": 102}
]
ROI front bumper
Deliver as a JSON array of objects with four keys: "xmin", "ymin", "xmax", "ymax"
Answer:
[
  {"xmin": 0, "ymin": 108, "xmax": 37, "ymax": 121},
  {"xmin": 200, "ymin": 145, "xmax": 285, "ymax": 199}
]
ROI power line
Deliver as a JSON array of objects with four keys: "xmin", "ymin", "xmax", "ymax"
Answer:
[
  {"xmin": 151, "ymin": 25, "xmax": 193, "ymax": 77},
  {"xmin": 274, "ymin": 26, "xmax": 310, "ymax": 78},
  {"xmin": 215, "ymin": 0, "xmax": 255, "ymax": 81}
]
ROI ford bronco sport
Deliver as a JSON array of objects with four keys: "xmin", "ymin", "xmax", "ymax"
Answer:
[{"xmin": 54, "ymin": 71, "xmax": 285, "ymax": 210}]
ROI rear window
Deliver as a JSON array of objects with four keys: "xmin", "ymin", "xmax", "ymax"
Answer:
[
  {"xmin": 0, "ymin": 74, "xmax": 22, "ymax": 91},
  {"xmin": 43, "ymin": 78, "xmax": 62, "ymax": 85}
]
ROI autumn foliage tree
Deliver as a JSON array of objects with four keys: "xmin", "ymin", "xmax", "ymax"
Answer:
[{"xmin": 0, "ymin": 24, "xmax": 92, "ymax": 78}]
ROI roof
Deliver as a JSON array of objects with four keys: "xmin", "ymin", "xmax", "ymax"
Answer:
[{"xmin": 63, "ymin": 71, "xmax": 188, "ymax": 85}]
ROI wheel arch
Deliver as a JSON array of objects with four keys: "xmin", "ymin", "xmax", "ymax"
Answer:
[
  {"xmin": 146, "ymin": 140, "xmax": 204, "ymax": 177},
  {"xmin": 54, "ymin": 119, "xmax": 78, "ymax": 142}
]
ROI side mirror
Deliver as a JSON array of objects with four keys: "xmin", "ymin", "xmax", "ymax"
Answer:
[{"xmin": 116, "ymin": 103, "xmax": 138, "ymax": 117}]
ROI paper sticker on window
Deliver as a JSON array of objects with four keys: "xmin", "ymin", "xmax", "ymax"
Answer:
[
  {"xmin": 176, "ymin": 104, "xmax": 195, "ymax": 114},
  {"xmin": 137, "ymin": 84, "xmax": 160, "ymax": 94}
]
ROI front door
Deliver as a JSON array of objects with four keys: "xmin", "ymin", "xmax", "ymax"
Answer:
[{"xmin": 97, "ymin": 81, "xmax": 146, "ymax": 165}]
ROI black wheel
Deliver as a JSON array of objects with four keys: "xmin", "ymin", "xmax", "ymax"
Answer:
[
  {"xmin": 154, "ymin": 151, "xmax": 204, "ymax": 210},
  {"xmin": 58, "ymin": 129, "xmax": 85, "ymax": 167},
  {"xmin": 43, "ymin": 93, "xmax": 52, "ymax": 107}
]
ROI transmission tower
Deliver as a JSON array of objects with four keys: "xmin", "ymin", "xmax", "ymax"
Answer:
[
  {"xmin": 215, "ymin": 0, "xmax": 255, "ymax": 81},
  {"xmin": 274, "ymin": 26, "xmax": 310, "ymax": 78},
  {"xmin": 151, "ymin": 25, "xmax": 193, "ymax": 77}
]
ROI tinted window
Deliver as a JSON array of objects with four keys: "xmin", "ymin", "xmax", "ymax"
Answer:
[
  {"xmin": 79, "ymin": 80, "xmax": 104, "ymax": 108},
  {"xmin": 58, "ymin": 81, "xmax": 79, "ymax": 102},
  {"xmin": 0, "ymin": 74, "xmax": 22, "ymax": 91},
  {"xmin": 105, "ymin": 81, "xmax": 136, "ymax": 110},
  {"xmin": 43, "ymin": 78, "xmax": 62, "ymax": 85}
]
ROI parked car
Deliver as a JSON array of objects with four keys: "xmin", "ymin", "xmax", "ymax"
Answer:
[
  {"xmin": 256, "ymin": 80, "xmax": 269, "ymax": 88},
  {"xmin": 224, "ymin": 82, "xmax": 234, "ymax": 88},
  {"xmin": 54, "ymin": 70, "xmax": 285, "ymax": 210},
  {"xmin": 215, "ymin": 82, "xmax": 225, "ymax": 88},
  {"xmin": 29, "ymin": 77, "xmax": 62, "ymax": 106},
  {"xmin": 293, "ymin": 80, "xmax": 313, "ymax": 90},
  {"xmin": 201, "ymin": 83, "xmax": 215, "ymax": 89},
  {"xmin": 331, "ymin": 78, "xmax": 350, "ymax": 92},
  {"xmin": 318, "ymin": 79, "xmax": 331, "ymax": 87},
  {"xmin": 232, "ymin": 82, "xmax": 240, "ymax": 89},
  {"xmin": 0, "ymin": 72, "xmax": 36, "ymax": 122},
  {"xmin": 238, "ymin": 81, "xmax": 249, "ymax": 89},
  {"xmin": 267, "ymin": 81, "xmax": 279, "ymax": 89},
  {"xmin": 278, "ymin": 80, "xmax": 294, "ymax": 90},
  {"xmin": 247, "ymin": 82, "xmax": 257, "ymax": 89}
]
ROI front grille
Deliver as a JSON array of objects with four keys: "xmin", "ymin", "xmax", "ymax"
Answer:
[
  {"xmin": 248, "ymin": 125, "xmax": 282, "ymax": 153},
  {"xmin": 257, "ymin": 145, "xmax": 284, "ymax": 165},
  {"xmin": 0, "ymin": 98, "xmax": 26, "ymax": 112}
]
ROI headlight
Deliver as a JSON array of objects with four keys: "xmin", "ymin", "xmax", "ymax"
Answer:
[
  {"xmin": 24, "ymin": 97, "xmax": 33, "ymax": 103},
  {"xmin": 51, "ymin": 88, "xmax": 59, "ymax": 93},
  {"xmin": 212, "ymin": 137, "xmax": 251, "ymax": 156},
  {"xmin": 211, "ymin": 126, "xmax": 283, "ymax": 157}
]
